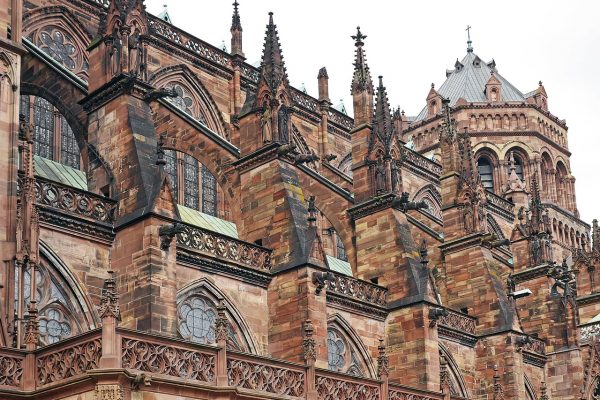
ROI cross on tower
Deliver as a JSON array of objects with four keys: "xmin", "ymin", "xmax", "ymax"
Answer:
[{"xmin": 466, "ymin": 25, "xmax": 473, "ymax": 52}]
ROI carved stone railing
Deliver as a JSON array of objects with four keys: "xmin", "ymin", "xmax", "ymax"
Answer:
[
  {"xmin": 36, "ymin": 332, "xmax": 102, "ymax": 386},
  {"xmin": 291, "ymin": 88, "xmax": 319, "ymax": 114},
  {"xmin": 400, "ymin": 147, "xmax": 443, "ymax": 177},
  {"xmin": 121, "ymin": 334, "xmax": 216, "ymax": 384},
  {"xmin": 327, "ymin": 110, "xmax": 354, "ymax": 131},
  {"xmin": 227, "ymin": 352, "xmax": 306, "ymax": 398},
  {"xmin": 522, "ymin": 336, "xmax": 546, "ymax": 355},
  {"xmin": 326, "ymin": 271, "xmax": 387, "ymax": 307},
  {"xmin": 240, "ymin": 63, "xmax": 260, "ymax": 83},
  {"xmin": 177, "ymin": 222, "xmax": 272, "ymax": 272},
  {"xmin": 316, "ymin": 370, "xmax": 380, "ymax": 400},
  {"xmin": 485, "ymin": 190, "xmax": 515, "ymax": 221},
  {"xmin": 0, "ymin": 351, "xmax": 24, "ymax": 388},
  {"xmin": 33, "ymin": 177, "xmax": 116, "ymax": 223},
  {"xmin": 389, "ymin": 383, "xmax": 444, "ymax": 400},
  {"xmin": 437, "ymin": 308, "xmax": 477, "ymax": 335},
  {"xmin": 580, "ymin": 321, "xmax": 600, "ymax": 343},
  {"xmin": 148, "ymin": 16, "xmax": 230, "ymax": 68}
]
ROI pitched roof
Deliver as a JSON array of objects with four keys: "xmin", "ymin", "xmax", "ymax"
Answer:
[
  {"xmin": 413, "ymin": 52, "xmax": 526, "ymax": 122},
  {"xmin": 177, "ymin": 204, "xmax": 239, "ymax": 238},
  {"xmin": 34, "ymin": 156, "xmax": 87, "ymax": 190}
]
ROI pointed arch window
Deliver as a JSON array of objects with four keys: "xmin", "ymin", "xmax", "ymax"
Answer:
[
  {"xmin": 335, "ymin": 233, "xmax": 347, "ymax": 262},
  {"xmin": 60, "ymin": 116, "xmax": 79, "ymax": 169},
  {"xmin": 325, "ymin": 323, "xmax": 372, "ymax": 377},
  {"xmin": 477, "ymin": 157, "xmax": 494, "ymax": 190},
  {"xmin": 164, "ymin": 149, "xmax": 178, "ymax": 203}
]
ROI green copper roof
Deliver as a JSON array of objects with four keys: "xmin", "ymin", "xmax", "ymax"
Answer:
[
  {"xmin": 34, "ymin": 156, "xmax": 87, "ymax": 190},
  {"xmin": 326, "ymin": 255, "xmax": 352, "ymax": 277},
  {"xmin": 177, "ymin": 204, "xmax": 238, "ymax": 239}
]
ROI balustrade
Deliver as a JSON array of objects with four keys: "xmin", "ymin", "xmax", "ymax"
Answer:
[{"xmin": 326, "ymin": 271, "xmax": 387, "ymax": 306}]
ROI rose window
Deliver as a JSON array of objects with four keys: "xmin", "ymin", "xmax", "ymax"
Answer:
[
  {"xmin": 327, "ymin": 330, "xmax": 346, "ymax": 371},
  {"xmin": 169, "ymin": 85, "xmax": 194, "ymax": 116},
  {"xmin": 178, "ymin": 297, "xmax": 217, "ymax": 344},
  {"xmin": 38, "ymin": 308, "xmax": 72, "ymax": 344},
  {"xmin": 39, "ymin": 29, "xmax": 77, "ymax": 71}
]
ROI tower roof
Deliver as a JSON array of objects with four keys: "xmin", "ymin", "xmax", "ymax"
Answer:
[
  {"xmin": 413, "ymin": 51, "xmax": 526, "ymax": 122},
  {"xmin": 258, "ymin": 12, "xmax": 288, "ymax": 92}
]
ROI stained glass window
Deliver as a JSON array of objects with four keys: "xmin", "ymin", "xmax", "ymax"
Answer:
[
  {"xmin": 477, "ymin": 157, "xmax": 494, "ymax": 190},
  {"xmin": 178, "ymin": 297, "xmax": 217, "ymax": 344},
  {"xmin": 183, "ymin": 154, "xmax": 199, "ymax": 210},
  {"xmin": 60, "ymin": 116, "xmax": 79, "ymax": 169},
  {"xmin": 39, "ymin": 308, "xmax": 72, "ymax": 344},
  {"xmin": 202, "ymin": 165, "xmax": 217, "ymax": 216},
  {"xmin": 164, "ymin": 149, "xmax": 178, "ymax": 203},
  {"xmin": 327, "ymin": 330, "xmax": 346, "ymax": 371},
  {"xmin": 33, "ymin": 97, "xmax": 55, "ymax": 159},
  {"xmin": 336, "ymin": 233, "xmax": 347, "ymax": 261}
]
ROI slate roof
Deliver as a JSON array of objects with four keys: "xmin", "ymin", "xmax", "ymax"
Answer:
[
  {"xmin": 326, "ymin": 255, "xmax": 353, "ymax": 276},
  {"xmin": 413, "ymin": 51, "xmax": 527, "ymax": 122}
]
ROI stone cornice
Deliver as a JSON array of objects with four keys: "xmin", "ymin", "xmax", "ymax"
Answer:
[
  {"xmin": 79, "ymin": 74, "xmax": 153, "ymax": 113},
  {"xmin": 522, "ymin": 350, "xmax": 547, "ymax": 367},
  {"xmin": 347, "ymin": 193, "xmax": 396, "ymax": 221},
  {"xmin": 543, "ymin": 202, "xmax": 590, "ymax": 230},
  {"xmin": 326, "ymin": 292, "xmax": 388, "ymax": 321},
  {"xmin": 177, "ymin": 248, "xmax": 272, "ymax": 288},
  {"xmin": 437, "ymin": 325, "xmax": 478, "ymax": 348},
  {"xmin": 38, "ymin": 206, "xmax": 115, "ymax": 244},
  {"xmin": 233, "ymin": 143, "xmax": 281, "ymax": 174},
  {"xmin": 512, "ymin": 264, "xmax": 552, "ymax": 284},
  {"xmin": 439, "ymin": 233, "xmax": 485, "ymax": 255},
  {"xmin": 577, "ymin": 292, "xmax": 600, "ymax": 306},
  {"xmin": 406, "ymin": 214, "xmax": 444, "ymax": 242}
]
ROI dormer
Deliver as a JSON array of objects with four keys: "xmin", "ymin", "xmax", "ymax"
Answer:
[
  {"xmin": 485, "ymin": 72, "xmax": 502, "ymax": 103},
  {"xmin": 472, "ymin": 55, "xmax": 483, "ymax": 68},
  {"xmin": 426, "ymin": 83, "xmax": 442, "ymax": 118}
]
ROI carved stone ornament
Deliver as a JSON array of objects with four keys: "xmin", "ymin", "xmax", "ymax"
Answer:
[
  {"xmin": 95, "ymin": 384, "xmax": 124, "ymax": 400},
  {"xmin": 98, "ymin": 271, "xmax": 121, "ymax": 321},
  {"xmin": 302, "ymin": 319, "xmax": 317, "ymax": 363},
  {"xmin": 214, "ymin": 301, "xmax": 229, "ymax": 342},
  {"xmin": 377, "ymin": 338, "xmax": 389, "ymax": 378}
]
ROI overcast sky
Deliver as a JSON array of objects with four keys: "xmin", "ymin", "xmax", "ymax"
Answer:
[{"xmin": 145, "ymin": 0, "xmax": 600, "ymax": 225}]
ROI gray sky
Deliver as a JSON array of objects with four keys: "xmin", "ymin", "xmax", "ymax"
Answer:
[{"xmin": 146, "ymin": 0, "xmax": 600, "ymax": 225}]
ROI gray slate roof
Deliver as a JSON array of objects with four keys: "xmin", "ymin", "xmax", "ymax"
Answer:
[{"xmin": 413, "ymin": 52, "xmax": 527, "ymax": 122}]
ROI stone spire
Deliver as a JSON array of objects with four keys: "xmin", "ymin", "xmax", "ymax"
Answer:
[
  {"xmin": 258, "ymin": 12, "xmax": 288, "ymax": 93},
  {"xmin": 371, "ymin": 76, "xmax": 395, "ymax": 154},
  {"xmin": 351, "ymin": 26, "xmax": 374, "ymax": 95},
  {"xmin": 593, "ymin": 219, "xmax": 600, "ymax": 253},
  {"xmin": 230, "ymin": 0, "xmax": 244, "ymax": 57},
  {"xmin": 528, "ymin": 172, "xmax": 546, "ymax": 235},
  {"xmin": 351, "ymin": 26, "xmax": 374, "ymax": 126}
]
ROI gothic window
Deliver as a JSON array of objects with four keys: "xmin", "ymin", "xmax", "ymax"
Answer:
[
  {"xmin": 337, "ymin": 154, "xmax": 353, "ymax": 178},
  {"xmin": 477, "ymin": 157, "xmax": 494, "ymax": 190},
  {"xmin": 60, "ymin": 116, "xmax": 79, "ymax": 169},
  {"xmin": 169, "ymin": 84, "xmax": 194, "ymax": 116},
  {"xmin": 176, "ymin": 292, "xmax": 245, "ymax": 351},
  {"xmin": 202, "ymin": 165, "xmax": 217, "ymax": 216},
  {"xmin": 413, "ymin": 186, "xmax": 443, "ymax": 221},
  {"xmin": 163, "ymin": 150, "xmax": 225, "ymax": 217},
  {"xmin": 326, "ymin": 325, "xmax": 369, "ymax": 377},
  {"xmin": 39, "ymin": 28, "xmax": 77, "ymax": 71},
  {"xmin": 439, "ymin": 346, "xmax": 469, "ymax": 398},
  {"xmin": 33, "ymin": 97, "xmax": 55, "ymax": 160},
  {"xmin": 335, "ymin": 233, "xmax": 347, "ymax": 261},
  {"xmin": 178, "ymin": 296, "xmax": 217, "ymax": 344},
  {"xmin": 21, "ymin": 95, "xmax": 82, "ymax": 170},
  {"xmin": 13, "ymin": 258, "xmax": 88, "ymax": 347},
  {"xmin": 164, "ymin": 149, "xmax": 178, "ymax": 203},
  {"xmin": 183, "ymin": 154, "xmax": 199, "ymax": 210}
]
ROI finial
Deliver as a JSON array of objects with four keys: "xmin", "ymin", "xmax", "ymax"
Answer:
[
  {"xmin": 539, "ymin": 80, "xmax": 543, "ymax": 86},
  {"xmin": 231, "ymin": 0, "xmax": 242, "ymax": 31},
  {"xmin": 378, "ymin": 75, "xmax": 384, "ymax": 87},
  {"xmin": 302, "ymin": 319, "xmax": 317, "ymax": 363},
  {"xmin": 268, "ymin": 11, "xmax": 274, "ymax": 25},
  {"xmin": 377, "ymin": 338, "xmax": 389, "ymax": 378},
  {"xmin": 215, "ymin": 300, "xmax": 229, "ymax": 342},
  {"xmin": 466, "ymin": 25, "xmax": 473, "ymax": 52},
  {"xmin": 431, "ymin": 82, "xmax": 435, "ymax": 89},
  {"xmin": 351, "ymin": 26, "xmax": 367, "ymax": 47},
  {"xmin": 318, "ymin": 67, "xmax": 328, "ymax": 79}
]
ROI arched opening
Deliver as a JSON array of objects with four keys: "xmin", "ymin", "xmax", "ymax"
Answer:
[
  {"xmin": 327, "ymin": 315, "xmax": 376, "ymax": 378},
  {"xmin": 477, "ymin": 157, "xmax": 495, "ymax": 191},
  {"xmin": 337, "ymin": 153, "xmax": 353, "ymax": 178},
  {"xmin": 176, "ymin": 278, "xmax": 258, "ymax": 354},
  {"xmin": 439, "ymin": 344, "xmax": 469, "ymax": 398},
  {"xmin": 413, "ymin": 185, "xmax": 442, "ymax": 221},
  {"xmin": 556, "ymin": 161, "xmax": 569, "ymax": 208}
]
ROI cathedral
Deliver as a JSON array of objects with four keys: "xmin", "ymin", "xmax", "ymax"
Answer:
[{"xmin": 0, "ymin": 0, "xmax": 598, "ymax": 399}]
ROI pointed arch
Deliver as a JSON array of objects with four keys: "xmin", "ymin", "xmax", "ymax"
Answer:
[
  {"xmin": 291, "ymin": 125, "xmax": 317, "ymax": 170},
  {"xmin": 337, "ymin": 153, "xmax": 353, "ymax": 178},
  {"xmin": 149, "ymin": 64, "xmax": 228, "ymax": 138},
  {"xmin": 23, "ymin": 6, "xmax": 93, "ymax": 82},
  {"xmin": 326, "ymin": 314, "xmax": 377, "ymax": 379},
  {"xmin": 177, "ymin": 277, "xmax": 258, "ymax": 354},
  {"xmin": 413, "ymin": 184, "xmax": 442, "ymax": 221},
  {"xmin": 439, "ymin": 343, "xmax": 469, "ymax": 398}
]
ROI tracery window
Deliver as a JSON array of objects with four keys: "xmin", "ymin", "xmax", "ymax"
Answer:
[
  {"xmin": 335, "ymin": 233, "xmax": 347, "ymax": 262},
  {"xmin": 477, "ymin": 157, "xmax": 494, "ymax": 190},
  {"xmin": 14, "ymin": 260, "xmax": 85, "ymax": 347},
  {"xmin": 326, "ymin": 327, "xmax": 367, "ymax": 377},
  {"xmin": 177, "ymin": 294, "xmax": 243, "ymax": 351},
  {"xmin": 20, "ymin": 95, "xmax": 82, "ymax": 170},
  {"xmin": 166, "ymin": 83, "xmax": 207, "ymax": 124},
  {"xmin": 183, "ymin": 154, "xmax": 199, "ymax": 210},
  {"xmin": 162, "ymin": 150, "xmax": 226, "ymax": 218}
]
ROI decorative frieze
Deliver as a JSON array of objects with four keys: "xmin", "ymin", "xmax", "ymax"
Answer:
[
  {"xmin": 94, "ymin": 384, "xmax": 124, "ymax": 400},
  {"xmin": 436, "ymin": 308, "xmax": 477, "ymax": 335},
  {"xmin": 0, "ymin": 355, "xmax": 23, "ymax": 387}
]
